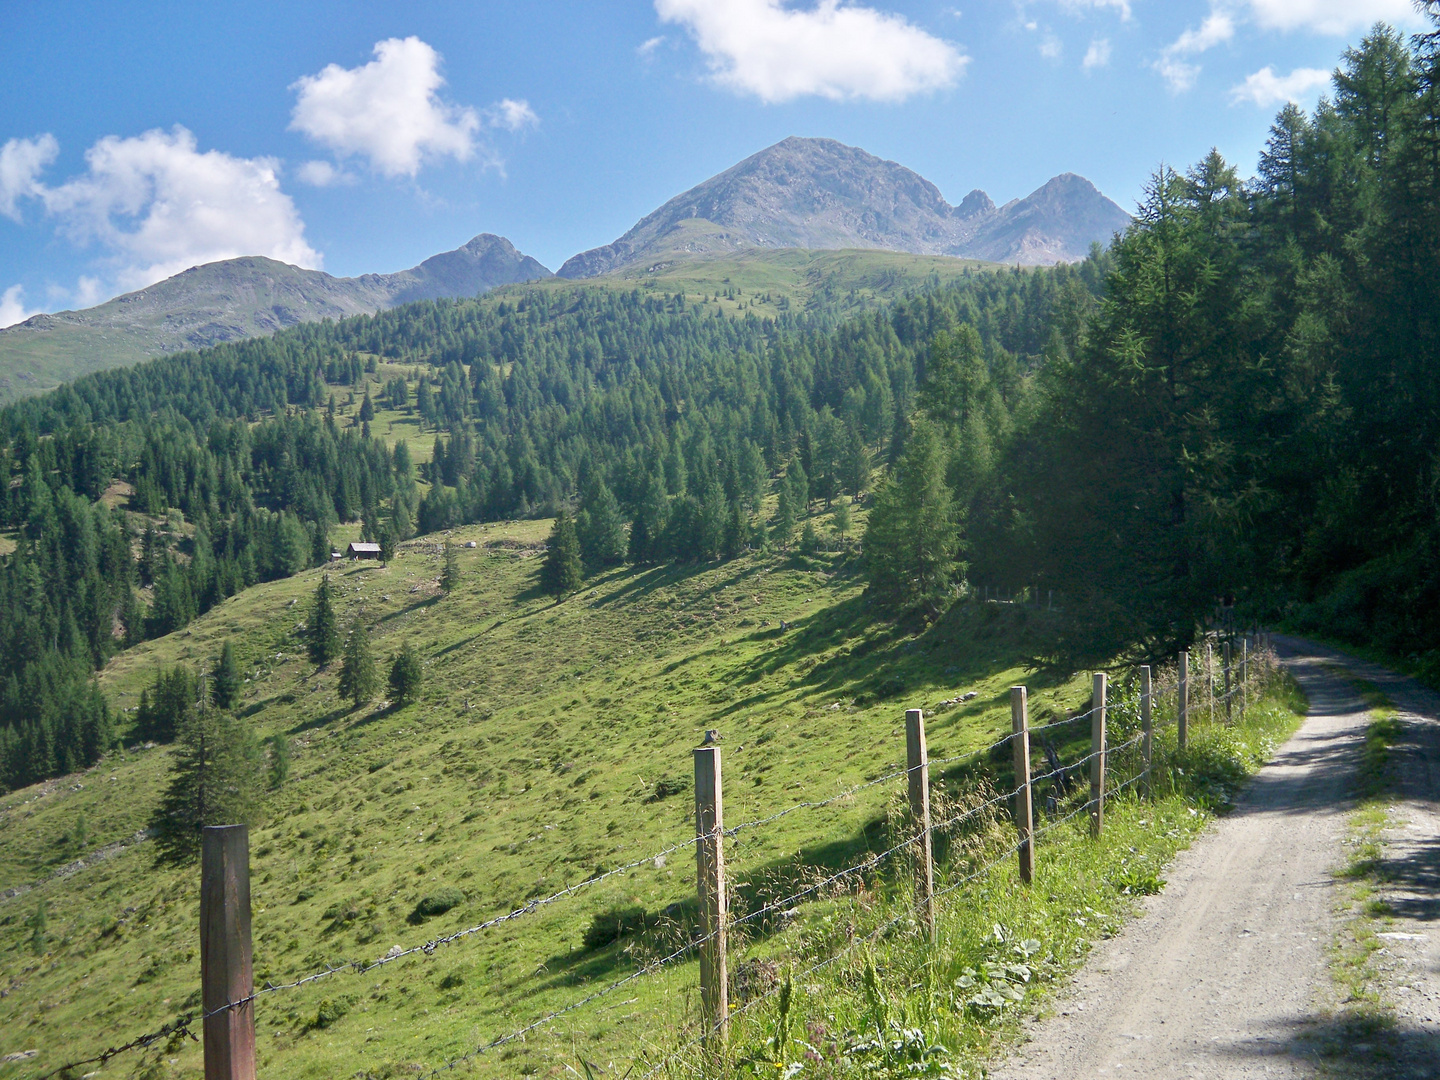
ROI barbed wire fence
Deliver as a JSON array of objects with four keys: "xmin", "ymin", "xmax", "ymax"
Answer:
[{"xmin": 30, "ymin": 630, "xmax": 1280, "ymax": 1080}]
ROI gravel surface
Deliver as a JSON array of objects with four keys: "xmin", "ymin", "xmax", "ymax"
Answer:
[{"xmin": 987, "ymin": 637, "xmax": 1437, "ymax": 1079}]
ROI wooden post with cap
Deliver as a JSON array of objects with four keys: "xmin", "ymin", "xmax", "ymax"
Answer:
[
  {"xmin": 1090, "ymin": 673, "xmax": 1107, "ymax": 838},
  {"xmin": 694, "ymin": 744, "xmax": 728, "ymax": 1047},
  {"xmin": 201, "ymin": 824, "xmax": 256, "ymax": 1080},
  {"xmin": 1140, "ymin": 665, "xmax": 1153, "ymax": 800},
  {"xmin": 906, "ymin": 708, "xmax": 936, "ymax": 942},
  {"xmin": 1011, "ymin": 688, "xmax": 1034, "ymax": 884}
]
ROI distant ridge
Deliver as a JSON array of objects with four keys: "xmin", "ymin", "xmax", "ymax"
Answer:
[
  {"xmin": 558, "ymin": 137, "xmax": 1129, "ymax": 278},
  {"xmin": 0, "ymin": 234, "xmax": 551, "ymax": 400}
]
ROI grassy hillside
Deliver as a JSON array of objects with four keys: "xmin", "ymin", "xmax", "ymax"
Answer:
[
  {"xmin": 0, "ymin": 508, "xmax": 1105, "ymax": 1078},
  {"xmin": 523, "ymin": 246, "xmax": 1004, "ymax": 324}
]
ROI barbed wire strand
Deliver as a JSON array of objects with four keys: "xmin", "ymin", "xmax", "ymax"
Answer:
[{"xmin": 638, "ymin": 770, "xmax": 1152, "ymax": 1080}]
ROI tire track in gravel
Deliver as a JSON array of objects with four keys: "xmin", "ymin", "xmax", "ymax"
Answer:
[{"xmin": 988, "ymin": 638, "xmax": 1375, "ymax": 1079}]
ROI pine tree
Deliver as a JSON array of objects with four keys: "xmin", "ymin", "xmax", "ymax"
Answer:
[
  {"xmin": 541, "ymin": 511, "xmax": 583, "ymax": 596},
  {"xmin": 358, "ymin": 391, "xmax": 375, "ymax": 422},
  {"xmin": 212, "ymin": 640, "xmax": 241, "ymax": 710},
  {"xmin": 863, "ymin": 420, "xmax": 961, "ymax": 614},
  {"xmin": 338, "ymin": 618, "xmax": 379, "ymax": 709},
  {"xmin": 308, "ymin": 574, "xmax": 341, "ymax": 666},
  {"xmin": 833, "ymin": 498, "xmax": 852, "ymax": 543},
  {"xmin": 152, "ymin": 698, "xmax": 263, "ymax": 863},
  {"xmin": 388, "ymin": 641, "xmax": 423, "ymax": 707},
  {"xmin": 440, "ymin": 540, "xmax": 461, "ymax": 592},
  {"xmin": 577, "ymin": 480, "xmax": 627, "ymax": 566}
]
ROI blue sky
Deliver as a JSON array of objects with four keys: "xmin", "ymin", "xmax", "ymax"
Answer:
[{"xmin": 0, "ymin": 0, "xmax": 1427, "ymax": 326}]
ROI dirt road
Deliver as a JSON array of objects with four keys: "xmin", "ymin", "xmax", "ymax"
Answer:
[{"xmin": 989, "ymin": 637, "xmax": 1439, "ymax": 1080}]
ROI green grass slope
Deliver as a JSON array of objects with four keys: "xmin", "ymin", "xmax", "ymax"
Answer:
[
  {"xmin": 522, "ymin": 246, "xmax": 1004, "ymax": 323},
  {"xmin": 0, "ymin": 513, "xmax": 1095, "ymax": 1079}
]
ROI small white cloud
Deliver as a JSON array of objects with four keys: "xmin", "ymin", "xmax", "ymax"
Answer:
[
  {"xmin": 1230, "ymin": 65, "xmax": 1331, "ymax": 107},
  {"xmin": 1058, "ymin": 0, "xmax": 1132, "ymax": 21},
  {"xmin": 638, "ymin": 35, "xmax": 666, "ymax": 56},
  {"xmin": 0, "ymin": 284, "xmax": 41, "ymax": 329},
  {"xmin": 655, "ymin": 0, "xmax": 967, "ymax": 103},
  {"xmin": 1040, "ymin": 35, "xmax": 1063, "ymax": 59},
  {"xmin": 1244, "ymin": 0, "xmax": 1419, "ymax": 35},
  {"xmin": 1083, "ymin": 38, "xmax": 1111, "ymax": 70},
  {"xmin": 0, "ymin": 134, "xmax": 59, "ymax": 221},
  {"xmin": 290, "ymin": 37, "xmax": 480, "ymax": 178},
  {"xmin": 297, "ymin": 160, "xmax": 356, "ymax": 187},
  {"xmin": 1154, "ymin": 10, "xmax": 1235, "ymax": 92},
  {"xmin": 486, "ymin": 98, "xmax": 540, "ymax": 133},
  {"xmin": 73, "ymin": 276, "xmax": 106, "ymax": 308},
  {"xmin": 37, "ymin": 126, "xmax": 319, "ymax": 291}
]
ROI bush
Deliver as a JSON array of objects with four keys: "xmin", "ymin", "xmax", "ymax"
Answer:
[
  {"xmin": 582, "ymin": 904, "xmax": 654, "ymax": 950},
  {"xmin": 410, "ymin": 887, "xmax": 465, "ymax": 922}
]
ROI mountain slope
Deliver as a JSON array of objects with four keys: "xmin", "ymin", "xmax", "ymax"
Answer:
[
  {"xmin": 558, "ymin": 136, "xmax": 1129, "ymax": 278},
  {"xmin": 0, "ymin": 234, "xmax": 550, "ymax": 401}
]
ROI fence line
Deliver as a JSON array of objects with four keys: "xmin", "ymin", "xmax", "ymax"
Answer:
[{"xmin": 33, "ymin": 635, "xmax": 1275, "ymax": 1080}]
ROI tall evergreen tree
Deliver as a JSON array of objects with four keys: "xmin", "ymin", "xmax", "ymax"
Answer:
[
  {"xmin": 440, "ymin": 540, "xmax": 461, "ymax": 592},
  {"xmin": 388, "ymin": 641, "xmax": 423, "ymax": 707},
  {"xmin": 577, "ymin": 480, "xmax": 627, "ymax": 566},
  {"xmin": 541, "ymin": 511, "xmax": 583, "ymax": 596},
  {"xmin": 151, "ymin": 696, "xmax": 262, "ymax": 863},
  {"xmin": 863, "ymin": 420, "xmax": 960, "ymax": 614},
  {"xmin": 212, "ymin": 640, "xmax": 241, "ymax": 710},
  {"xmin": 338, "ymin": 617, "xmax": 379, "ymax": 709},
  {"xmin": 308, "ymin": 574, "xmax": 341, "ymax": 666}
]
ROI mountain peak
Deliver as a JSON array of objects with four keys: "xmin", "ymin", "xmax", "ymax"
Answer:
[
  {"xmin": 0, "ymin": 235, "xmax": 551, "ymax": 400},
  {"xmin": 558, "ymin": 137, "xmax": 1128, "ymax": 277}
]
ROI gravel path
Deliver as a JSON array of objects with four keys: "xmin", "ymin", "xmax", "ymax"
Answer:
[{"xmin": 988, "ymin": 638, "xmax": 1395, "ymax": 1079}]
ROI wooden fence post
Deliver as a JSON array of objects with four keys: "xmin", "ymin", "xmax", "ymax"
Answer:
[
  {"xmin": 1207, "ymin": 643, "xmax": 1215, "ymax": 726},
  {"xmin": 1140, "ymin": 665, "xmax": 1153, "ymax": 800},
  {"xmin": 1224, "ymin": 642, "xmax": 1233, "ymax": 724},
  {"xmin": 1177, "ymin": 651, "xmax": 1189, "ymax": 753},
  {"xmin": 1011, "ymin": 688, "xmax": 1034, "ymax": 884},
  {"xmin": 906, "ymin": 709, "xmax": 936, "ymax": 942},
  {"xmin": 1240, "ymin": 638, "xmax": 1248, "ymax": 718},
  {"xmin": 1090, "ymin": 673, "xmax": 1107, "ymax": 838},
  {"xmin": 201, "ymin": 824, "xmax": 256, "ymax": 1080},
  {"xmin": 694, "ymin": 746, "xmax": 728, "ymax": 1047}
]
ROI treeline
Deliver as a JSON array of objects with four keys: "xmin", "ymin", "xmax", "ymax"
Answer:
[
  {"xmin": 0, "ymin": 262, "xmax": 1104, "ymax": 789},
  {"xmin": 0, "ymin": 410, "xmax": 415, "ymax": 789},
  {"xmin": 916, "ymin": 19, "xmax": 1440, "ymax": 668}
]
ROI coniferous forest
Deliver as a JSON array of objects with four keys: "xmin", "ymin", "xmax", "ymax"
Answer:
[{"xmin": 2, "ymin": 19, "xmax": 1439, "ymax": 790}]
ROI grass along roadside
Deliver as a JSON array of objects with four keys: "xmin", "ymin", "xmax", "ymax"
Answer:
[
  {"xmin": 644, "ymin": 661, "xmax": 1307, "ymax": 1079},
  {"xmin": 1321, "ymin": 673, "xmax": 1404, "ymax": 1073}
]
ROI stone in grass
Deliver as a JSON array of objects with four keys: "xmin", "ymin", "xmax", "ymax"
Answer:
[{"xmin": 409, "ymin": 887, "xmax": 465, "ymax": 924}]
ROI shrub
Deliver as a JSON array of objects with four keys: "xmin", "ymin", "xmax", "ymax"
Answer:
[
  {"xmin": 410, "ymin": 887, "xmax": 465, "ymax": 922},
  {"xmin": 582, "ymin": 904, "xmax": 654, "ymax": 950}
]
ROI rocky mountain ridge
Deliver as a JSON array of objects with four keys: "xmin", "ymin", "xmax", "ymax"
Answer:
[{"xmin": 559, "ymin": 137, "xmax": 1129, "ymax": 277}]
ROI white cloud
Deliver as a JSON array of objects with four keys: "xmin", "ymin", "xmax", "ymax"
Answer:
[
  {"xmin": 1058, "ymin": 0, "xmax": 1132, "ymax": 20},
  {"xmin": 1, "ymin": 134, "xmax": 59, "ymax": 221},
  {"xmin": 486, "ymin": 98, "xmax": 540, "ymax": 133},
  {"xmin": 36, "ymin": 126, "xmax": 319, "ymax": 291},
  {"xmin": 655, "ymin": 0, "xmax": 967, "ymax": 103},
  {"xmin": 290, "ymin": 37, "xmax": 480, "ymax": 178},
  {"xmin": 1040, "ymin": 34, "xmax": 1063, "ymax": 59},
  {"xmin": 73, "ymin": 276, "xmax": 106, "ymax": 308},
  {"xmin": 297, "ymin": 160, "xmax": 355, "ymax": 187},
  {"xmin": 1083, "ymin": 37, "xmax": 1111, "ymax": 69},
  {"xmin": 1244, "ymin": 0, "xmax": 1420, "ymax": 35},
  {"xmin": 1230, "ymin": 65, "xmax": 1331, "ymax": 106},
  {"xmin": 1154, "ymin": 10, "xmax": 1235, "ymax": 92},
  {"xmin": 0, "ymin": 284, "xmax": 40, "ymax": 329},
  {"xmin": 638, "ymin": 35, "xmax": 666, "ymax": 57}
]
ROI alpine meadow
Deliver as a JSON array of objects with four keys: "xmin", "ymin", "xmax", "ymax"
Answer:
[{"xmin": 4, "ymin": 11, "xmax": 1440, "ymax": 1080}]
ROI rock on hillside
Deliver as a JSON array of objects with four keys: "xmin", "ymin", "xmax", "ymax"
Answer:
[
  {"xmin": 0, "ymin": 234, "xmax": 550, "ymax": 400},
  {"xmin": 558, "ymin": 137, "xmax": 1129, "ymax": 277}
]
